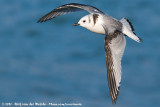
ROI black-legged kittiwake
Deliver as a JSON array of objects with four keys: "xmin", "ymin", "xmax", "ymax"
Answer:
[{"xmin": 38, "ymin": 3, "xmax": 142, "ymax": 104}]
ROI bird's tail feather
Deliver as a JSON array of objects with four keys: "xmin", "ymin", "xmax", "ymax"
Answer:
[{"xmin": 120, "ymin": 18, "xmax": 142, "ymax": 43}]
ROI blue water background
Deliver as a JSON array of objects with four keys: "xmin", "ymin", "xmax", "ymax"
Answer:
[{"xmin": 0, "ymin": 0, "xmax": 160, "ymax": 107}]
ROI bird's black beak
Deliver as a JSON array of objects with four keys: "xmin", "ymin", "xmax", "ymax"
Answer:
[{"xmin": 73, "ymin": 23, "xmax": 80, "ymax": 26}]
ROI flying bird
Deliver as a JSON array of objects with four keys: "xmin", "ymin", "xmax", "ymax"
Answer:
[{"xmin": 38, "ymin": 3, "xmax": 142, "ymax": 104}]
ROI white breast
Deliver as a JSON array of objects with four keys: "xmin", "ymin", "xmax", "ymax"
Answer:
[{"xmin": 91, "ymin": 23, "xmax": 105, "ymax": 34}]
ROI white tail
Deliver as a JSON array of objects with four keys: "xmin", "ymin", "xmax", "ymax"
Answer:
[{"xmin": 120, "ymin": 18, "xmax": 142, "ymax": 43}]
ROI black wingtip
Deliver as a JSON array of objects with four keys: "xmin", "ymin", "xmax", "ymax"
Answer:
[
  {"xmin": 37, "ymin": 18, "xmax": 44, "ymax": 23},
  {"xmin": 111, "ymin": 92, "xmax": 119, "ymax": 105},
  {"xmin": 139, "ymin": 37, "xmax": 143, "ymax": 43},
  {"xmin": 112, "ymin": 100, "xmax": 116, "ymax": 105},
  {"xmin": 37, "ymin": 18, "xmax": 53, "ymax": 23},
  {"xmin": 37, "ymin": 18, "xmax": 48, "ymax": 23},
  {"xmin": 37, "ymin": 20, "xmax": 42, "ymax": 23}
]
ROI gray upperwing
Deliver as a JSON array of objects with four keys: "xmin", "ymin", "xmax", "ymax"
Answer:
[{"xmin": 38, "ymin": 3, "xmax": 104, "ymax": 23}]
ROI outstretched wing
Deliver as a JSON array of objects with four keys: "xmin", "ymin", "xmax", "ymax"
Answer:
[
  {"xmin": 105, "ymin": 31, "xmax": 126, "ymax": 104},
  {"xmin": 37, "ymin": 3, "xmax": 104, "ymax": 23}
]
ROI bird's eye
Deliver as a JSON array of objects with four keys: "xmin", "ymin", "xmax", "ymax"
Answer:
[{"xmin": 83, "ymin": 20, "xmax": 86, "ymax": 23}]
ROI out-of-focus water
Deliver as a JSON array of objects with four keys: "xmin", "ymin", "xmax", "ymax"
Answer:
[{"xmin": 0, "ymin": 0, "xmax": 160, "ymax": 107}]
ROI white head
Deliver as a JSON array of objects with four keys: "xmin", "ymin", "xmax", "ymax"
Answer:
[
  {"xmin": 73, "ymin": 14, "xmax": 105, "ymax": 34},
  {"xmin": 73, "ymin": 15, "xmax": 92, "ymax": 29}
]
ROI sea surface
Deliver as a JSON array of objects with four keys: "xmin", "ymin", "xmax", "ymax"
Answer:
[{"xmin": 0, "ymin": 0, "xmax": 160, "ymax": 107}]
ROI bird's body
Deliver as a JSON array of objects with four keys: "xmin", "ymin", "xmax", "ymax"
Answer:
[
  {"xmin": 79, "ymin": 14, "xmax": 122, "ymax": 35},
  {"xmin": 38, "ymin": 3, "xmax": 142, "ymax": 104}
]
